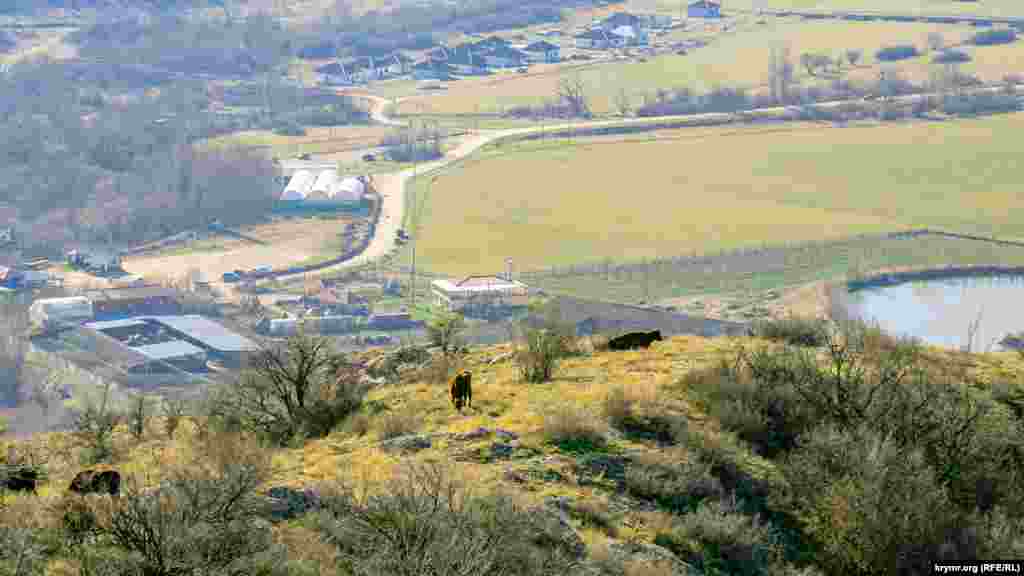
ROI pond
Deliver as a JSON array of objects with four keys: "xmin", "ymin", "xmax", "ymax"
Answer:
[{"xmin": 848, "ymin": 274, "xmax": 1024, "ymax": 352}]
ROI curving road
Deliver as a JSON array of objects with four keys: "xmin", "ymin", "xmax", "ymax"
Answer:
[{"xmin": 270, "ymin": 83, "xmax": 1024, "ymax": 284}]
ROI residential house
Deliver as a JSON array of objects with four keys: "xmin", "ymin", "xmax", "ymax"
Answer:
[
  {"xmin": 687, "ymin": 0, "xmax": 722, "ymax": 18},
  {"xmin": 447, "ymin": 44, "xmax": 488, "ymax": 75},
  {"xmin": 600, "ymin": 12, "xmax": 643, "ymax": 31},
  {"xmin": 430, "ymin": 275, "xmax": 530, "ymax": 312},
  {"xmin": 315, "ymin": 61, "xmax": 352, "ymax": 85},
  {"xmin": 609, "ymin": 25, "xmax": 648, "ymax": 46},
  {"xmin": 523, "ymin": 40, "xmax": 561, "ymax": 63},
  {"xmin": 384, "ymin": 52, "xmax": 414, "ymax": 75},
  {"xmin": 472, "ymin": 36, "xmax": 512, "ymax": 52},
  {"xmin": 575, "ymin": 29, "xmax": 612, "ymax": 49},
  {"xmin": 412, "ymin": 60, "xmax": 453, "ymax": 80},
  {"xmin": 640, "ymin": 13, "xmax": 674, "ymax": 28},
  {"xmin": 484, "ymin": 44, "xmax": 527, "ymax": 68}
]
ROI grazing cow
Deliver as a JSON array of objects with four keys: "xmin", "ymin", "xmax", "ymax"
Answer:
[
  {"xmin": 450, "ymin": 370, "xmax": 473, "ymax": 412},
  {"xmin": 607, "ymin": 330, "xmax": 663, "ymax": 351},
  {"xmin": 69, "ymin": 469, "xmax": 121, "ymax": 497},
  {"xmin": 1, "ymin": 467, "xmax": 39, "ymax": 494}
]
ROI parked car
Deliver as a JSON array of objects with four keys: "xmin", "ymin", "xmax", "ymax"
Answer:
[
  {"xmin": 362, "ymin": 153, "xmax": 376, "ymax": 162},
  {"xmin": 250, "ymin": 265, "xmax": 273, "ymax": 278},
  {"xmin": 517, "ymin": 67, "xmax": 528, "ymax": 73},
  {"xmin": 222, "ymin": 271, "xmax": 241, "ymax": 283}
]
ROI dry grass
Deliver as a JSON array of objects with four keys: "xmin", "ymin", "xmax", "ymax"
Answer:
[
  {"xmin": 122, "ymin": 214, "xmax": 364, "ymax": 282},
  {"xmin": 401, "ymin": 114, "xmax": 1024, "ymax": 276},
  {"xmin": 393, "ymin": 18, "xmax": 1022, "ymax": 118},
  {"xmin": 198, "ymin": 125, "xmax": 393, "ymax": 157}
]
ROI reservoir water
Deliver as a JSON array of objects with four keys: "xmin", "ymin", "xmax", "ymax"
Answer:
[{"xmin": 848, "ymin": 275, "xmax": 1024, "ymax": 352}]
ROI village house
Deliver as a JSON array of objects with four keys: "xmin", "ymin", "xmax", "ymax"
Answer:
[
  {"xmin": 609, "ymin": 25, "xmax": 648, "ymax": 46},
  {"xmin": 431, "ymin": 275, "xmax": 530, "ymax": 312},
  {"xmin": 575, "ymin": 29, "xmax": 613, "ymax": 50},
  {"xmin": 483, "ymin": 44, "xmax": 528, "ymax": 68},
  {"xmin": 446, "ymin": 45, "xmax": 489, "ymax": 75},
  {"xmin": 599, "ymin": 12, "xmax": 644, "ymax": 31},
  {"xmin": 523, "ymin": 40, "xmax": 561, "ymax": 63},
  {"xmin": 412, "ymin": 60, "xmax": 453, "ymax": 80},
  {"xmin": 688, "ymin": 0, "xmax": 722, "ymax": 18}
]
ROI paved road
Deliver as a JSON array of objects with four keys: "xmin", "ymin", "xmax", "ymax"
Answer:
[{"xmin": 269, "ymin": 83, "xmax": 1024, "ymax": 284}]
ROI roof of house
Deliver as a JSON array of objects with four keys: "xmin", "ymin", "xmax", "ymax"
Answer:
[
  {"xmin": 485, "ymin": 45, "xmax": 527, "ymax": 60},
  {"xmin": 147, "ymin": 315, "xmax": 260, "ymax": 352},
  {"xmin": 602, "ymin": 12, "xmax": 642, "ymax": 27},
  {"xmin": 85, "ymin": 318, "xmax": 149, "ymax": 331},
  {"xmin": 474, "ymin": 35, "xmax": 511, "ymax": 48},
  {"xmin": 84, "ymin": 285, "xmax": 179, "ymax": 302},
  {"xmin": 689, "ymin": 0, "xmax": 721, "ymax": 7},
  {"xmin": 575, "ymin": 29, "xmax": 611, "ymax": 41},
  {"xmin": 524, "ymin": 40, "xmax": 560, "ymax": 52},
  {"xmin": 610, "ymin": 25, "xmax": 637, "ymax": 38},
  {"xmin": 431, "ymin": 275, "xmax": 528, "ymax": 294},
  {"xmin": 132, "ymin": 340, "xmax": 206, "ymax": 361}
]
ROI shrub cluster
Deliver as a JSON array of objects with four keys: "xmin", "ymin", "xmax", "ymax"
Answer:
[
  {"xmin": 971, "ymin": 28, "xmax": 1018, "ymax": 46},
  {"xmin": 875, "ymin": 44, "xmax": 920, "ymax": 61}
]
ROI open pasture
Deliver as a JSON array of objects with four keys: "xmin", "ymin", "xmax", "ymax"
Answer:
[
  {"xmin": 198, "ymin": 125, "xmax": 394, "ymax": 159},
  {"xmin": 394, "ymin": 18, "xmax": 1022, "ymax": 119},
  {"xmin": 396, "ymin": 113, "xmax": 1024, "ymax": 278}
]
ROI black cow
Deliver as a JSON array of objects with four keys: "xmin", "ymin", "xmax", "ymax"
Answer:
[
  {"xmin": 450, "ymin": 370, "xmax": 473, "ymax": 412},
  {"xmin": 1, "ymin": 467, "xmax": 39, "ymax": 494},
  {"xmin": 69, "ymin": 469, "xmax": 121, "ymax": 497},
  {"xmin": 607, "ymin": 330, "xmax": 663, "ymax": 351}
]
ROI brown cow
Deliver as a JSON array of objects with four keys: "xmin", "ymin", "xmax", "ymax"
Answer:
[
  {"xmin": 607, "ymin": 330, "xmax": 663, "ymax": 351},
  {"xmin": 1, "ymin": 467, "xmax": 39, "ymax": 494},
  {"xmin": 450, "ymin": 370, "xmax": 472, "ymax": 412},
  {"xmin": 69, "ymin": 469, "xmax": 121, "ymax": 497}
]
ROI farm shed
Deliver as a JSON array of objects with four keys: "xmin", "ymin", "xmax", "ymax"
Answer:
[
  {"xmin": 84, "ymin": 285, "xmax": 181, "ymax": 319},
  {"xmin": 368, "ymin": 312, "xmax": 419, "ymax": 330},
  {"xmin": 688, "ymin": 0, "xmax": 722, "ymax": 18},
  {"xmin": 146, "ymin": 315, "xmax": 260, "ymax": 367},
  {"xmin": 281, "ymin": 170, "xmax": 316, "ymax": 201},
  {"xmin": 29, "ymin": 297, "xmax": 94, "ymax": 329},
  {"xmin": 430, "ymin": 275, "xmax": 530, "ymax": 312}
]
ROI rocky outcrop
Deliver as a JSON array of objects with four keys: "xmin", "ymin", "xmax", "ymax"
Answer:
[
  {"xmin": 380, "ymin": 434, "xmax": 433, "ymax": 453},
  {"xmin": 603, "ymin": 540, "xmax": 699, "ymax": 576}
]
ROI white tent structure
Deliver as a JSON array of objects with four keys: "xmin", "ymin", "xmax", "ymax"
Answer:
[
  {"xmin": 281, "ymin": 170, "xmax": 316, "ymax": 201},
  {"xmin": 334, "ymin": 176, "xmax": 366, "ymax": 203},
  {"xmin": 29, "ymin": 296, "xmax": 94, "ymax": 329},
  {"xmin": 309, "ymin": 169, "xmax": 340, "ymax": 200}
]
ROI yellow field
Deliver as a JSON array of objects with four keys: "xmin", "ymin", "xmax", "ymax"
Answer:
[
  {"xmin": 394, "ymin": 19, "xmax": 1024, "ymax": 118},
  {"xmin": 401, "ymin": 113, "xmax": 1024, "ymax": 277}
]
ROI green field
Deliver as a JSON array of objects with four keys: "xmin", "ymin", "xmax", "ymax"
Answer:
[{"xmin": 393, "ymin": 113, "xmax": 1024, "ymax": 280}]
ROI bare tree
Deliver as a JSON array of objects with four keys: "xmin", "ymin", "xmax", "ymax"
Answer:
[
  {"xmin": 614, "ymin": 88, "xmax": 632, "ymax": 117},
  {"xmin": 557, "ymin": 74, "xmax": 592, "ymax": 118},
  {"xmin": 769, "ymin": 45, "xmax": 795, "ymax": 105},
  {"xmin": 846, "ymin": 48, "xmax": 863, "ymax": 68},
  {"xmin": 208, "ymin": 333, "xmax": 367, "ymax": 444}
]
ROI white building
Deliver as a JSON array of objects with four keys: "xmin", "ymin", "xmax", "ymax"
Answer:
[
  {"xmin": 280, "ymin": 170, "xmax": 316, "ymax": 201},
  {"xmin": 29, "ymin": 296, "xmax": 94, "ymax": 330},
  {"xmin": 431, "ymin": 275, "xmax": 530, "ymax": 311},
  {"xmin": 309, "ymin": 169, "xmax": 340, "ymax": 199}
]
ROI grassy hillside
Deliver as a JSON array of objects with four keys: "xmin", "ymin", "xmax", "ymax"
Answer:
[{"xmin": 3, "ymin": 317, "xmax": 1024, "ymax": 574}]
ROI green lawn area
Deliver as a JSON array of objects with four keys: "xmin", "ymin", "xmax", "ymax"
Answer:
[{"xmin": 392, "ymin": 113, "xmax": 1024, "ymax": 279}]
